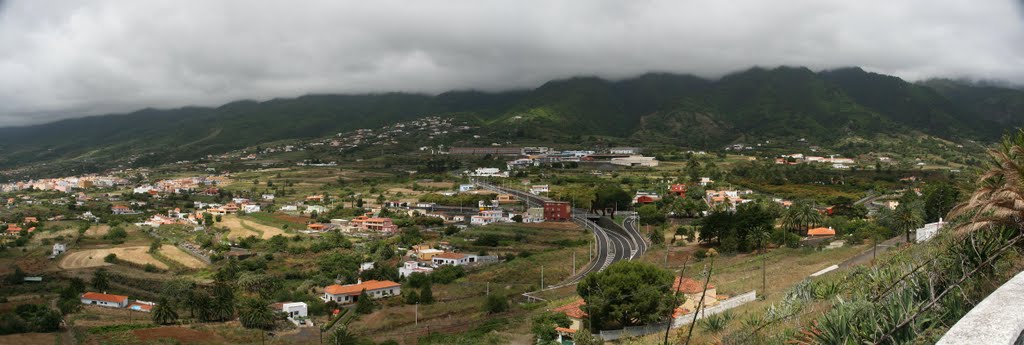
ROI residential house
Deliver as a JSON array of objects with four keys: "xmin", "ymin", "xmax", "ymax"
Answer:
[
  {"xmin": 321, "ymin": 280, "xmax": 401, "ymax": 304},
  {"xmin": 242, "ymin": 204, "xmax": 261, "ymax": 213},
  {"xmin": 399, "ymin": 261, "xmax": 434, "ymax": 278},
  {"xmin": 111, "ymin": 205, "xmax": 134, "ymax": 215},
  {"xmin": 543, "ymin": 201, "xmax": 571, "ymax": 222},
  {"xmin": 305, "ymin": 205, "xmax": 328, "ymax": 214},
  {"xmin": 807, "ymin": 227, "xmax": 836, "ymax": 237},
  {"xmin": 276, "ymin": 300, "xmax": 307, "ymax": 323},
  {"xmin": 633, "ymin": 192, "xmax": 661, "ymax": 204},
  {"xmin": 669, "ymin": 184, "xmax": 687, "ymax": 197},
  {"xmin": 916, "ymin": 218, "xmax": 947, "ymax": 242},
  {"xmin": 699, "ymin": 177, "xmax": 715, "ymax": 186},
  {"xmin": 496, "ymin": 194, "xmax": 517, "ymax": 204},
  {"xmin": 529, "ymin": 185, "xmax": 550, "ymax": 195},
  {"xmin": 306, "ymin": 195, "xmax": 325, "ymax": 203},
  {"xmin": 525, "ymin": 207, "xmax": 545, "ymax": 223},
  {"xmin": 52, "ymin": 243, "xmax": 67, "ymax": 256},
  {"xmin": 432, "ymin": 252, "xmax": 472, "ymax": 266},
  {"xmin": 81, "ymin": 292, "xmax": 129, "ymax": 308},
  {"xmin": 350, "ymin": 216, "xmax": 398, "ymax": 233},
  {"xmin": 674, "ymin": 277, "xmax": 718, "ymax": 314},
  {"xmin": 552, "ymin": 298, "xmax": 588, "ymax": 343},
  {"xmin": 262, "ymin": 194, "xmax": 275, "ymax": 200}
]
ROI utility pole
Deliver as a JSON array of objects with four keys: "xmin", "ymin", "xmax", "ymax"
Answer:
[
  {"xmin": 573, "ymin": 251, "xmax": 577, "ymax": 276},
  {"xmin": 486, "ymin": 282, "xmax": 490, "ymax": 296},
  {"xmin": 762, "ymin": 238, "xmax": 767, "ymax": 299},
  {"xmin": 541, "ymin": 265, "xmax": 544, "ymax": 289},
  {"xmin": 415, "ymin": 303, "xmax": 419, "ymax": 325}
]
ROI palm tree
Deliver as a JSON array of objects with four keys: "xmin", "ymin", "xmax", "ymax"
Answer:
[
  {"xmin": 151, "ymin": 297, "xmax": 178, "ymax": 325},
  {"xmin": 782, "ymin": 203, "xmax": 823, "ymax": 235},
  {"xmin": 893, "ymin": 202, "xmax": 925, "ymax": 243},
  {"xmin": 950, "ymin": 130, "xmax": 1024, "ymax": 233},
  {"xmin": 238, "ymin": 298, "xmax": 275, "ymax": 330}
]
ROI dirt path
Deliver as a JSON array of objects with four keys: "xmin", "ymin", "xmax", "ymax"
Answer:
[
  {"xmin": 158, "ymin": 245, "xmax": 207, "ymax": 268},
  {"xmin": 60, "ymin": 246, "xmax": 167, "ymax": 270}
]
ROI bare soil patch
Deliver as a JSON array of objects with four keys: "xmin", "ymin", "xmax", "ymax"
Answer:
[
  {"xmin": 158, "ymin": 245, "xmax": 207, "ymax": 268},
  {"xmin": 60, "ymin": 246, "xmax": 167, "ymax": 270}
]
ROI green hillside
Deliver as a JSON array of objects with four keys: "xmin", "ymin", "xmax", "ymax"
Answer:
[{"xmin": 0, "ymin": 66, "xmax": 1020, "ymax": 174}]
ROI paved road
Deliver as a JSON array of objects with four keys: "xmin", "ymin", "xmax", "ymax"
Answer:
[{"xmin": 472, "ymin": 180, "xmax": 645, "ymax": 287}]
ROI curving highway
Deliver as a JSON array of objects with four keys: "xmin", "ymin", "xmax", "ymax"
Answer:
[{"xmin": 472, "ymin": 179, "xmax": 647, "ymax": 288}]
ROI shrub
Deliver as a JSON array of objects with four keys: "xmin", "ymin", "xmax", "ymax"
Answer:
[
  {"xmin": 104, "ymin": 253, "xmax": 118, "ymax": 263},
  {"xmin": 483, "ymin": 295, "xmax": 508, "ymax": 314}
]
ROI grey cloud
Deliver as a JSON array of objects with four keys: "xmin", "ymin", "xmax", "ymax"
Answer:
[{"xmin": 0, "ymin": 0, "xmax": 1022, "ymax": 126}]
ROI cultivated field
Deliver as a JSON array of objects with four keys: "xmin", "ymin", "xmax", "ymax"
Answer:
[
  {"xmin": 221, "ymin": 215, "xmax": 289, "ymax": 240},
  {"xmin": 60, "ymin": 246, "xmax": 168, "ymax": 269},
  {"xmin": 158, "ymin": 244, "xmax": 207, "ymax": 268}
]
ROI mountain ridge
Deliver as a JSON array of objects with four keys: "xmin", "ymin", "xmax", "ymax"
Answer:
[{"xmin": 1, "ymin": 66, "xmax": 1022, "ymax": 173}]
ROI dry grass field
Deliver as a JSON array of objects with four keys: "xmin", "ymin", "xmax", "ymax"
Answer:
[
  {"xmin": 220, "ymin": 215, "xmax": 289, "ymax": 240},
  {"xmin": 158, "ymin": 245, "xmax": 207, "ymax": 268},
  {"xmin": 84, "ymin": 224, "xmax": 110, "ymax": 237},
  {"xmin": 0, "ymin": 333, "xmax": 57, "ymax": 345},
  {"xmin": 59, "ymin": 246, "xmax": 167, "ymax": 269}
]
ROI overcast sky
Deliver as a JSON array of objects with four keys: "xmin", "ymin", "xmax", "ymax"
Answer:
[{"xmin": 1, "ymin": 1, "xmax": 1022, "ymax": 126}]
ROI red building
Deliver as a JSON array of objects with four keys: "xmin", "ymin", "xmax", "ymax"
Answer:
[
  {"xmin": 543, "ymin": 201, "xmax": 572, "ymax": 222},
  {"xmin": 669, "ymin": 184, "xmax": 687, "ymax": 197}
]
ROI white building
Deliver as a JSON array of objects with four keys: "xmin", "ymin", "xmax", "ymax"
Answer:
[
  {"xmin": 459, "ymin": 184, "xmax": 475, "ymax": 192},
  {"xmin": 262, "ymin": 194, "xmax": 275, "ymax": 200},
  {"xmin": 281, "ymin": 302, "xmax": 308, "ymax": 319},
  {"xmin": 916, "ymin": 218, "xmax": 947, "ymax": 242},
  {"xmin": 321, "ymin": 280, "xmax": 401, "ymax": 304},
  {"xmin": 530, "ymin": 185, "xmax": 550, "ymax": 195},
  {"xmin": 699, "ymin": 177, "xmax": 715, "ymax": 186},
  {"xmin": 242, "ymin": 204, "xmax": 261, "ymax": 213},
  {"xmin": 469, "ymin": 168, "xmax": 508, "ymax": 177},
  {"xmin": 52, "ymin": 243, "xmax": 67, "ymax": 256},
  {"xmin": 81, "ymin": 292, "xmax": 129, "ymax": 308},
  {"xmin": 610, "ymin": 156, "xmax": 659, "ymax": 167},
  {"xmin": 432, "ymin": 253, "xmax": 472, "ymax": 266},
  {"xmin": 608, "ymin": 147, "xmax": 641, "ymax": 155},
  {"xmin": 399, "ymin": 261, "xmax": 434, "ymax": 278}
]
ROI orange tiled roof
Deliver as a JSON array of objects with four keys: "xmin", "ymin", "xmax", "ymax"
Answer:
[
  {"xmin": 128, "ymin": 302, "xmax": 153, "ymax": 312},
  {"xmin": 808, "ymin": 227, "xmax": 836, "ymax": 236},
  {"xmin": 553, "ymin": 298, "xmax": 588, "ymax": 319},
  {"xmin": 674, "ymin": 277, "xmax": 715, "ymax": 294},
  {"xmin": 433, "ymin": 252, "xmax": 466, "ymax": 260},
  {"xmin": 555, "ymin": 327, "xmax": 577, "ymax": 333},
  {"xmin": 82, "ymin": 292, "xmax": 128, "ymax": 303},
  {"xmin": 323, "ymin": 280, "xmax": 400, "ymax": 296}
]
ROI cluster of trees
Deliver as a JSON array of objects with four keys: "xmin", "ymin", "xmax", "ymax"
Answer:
[
  {"xmin": 577, "ymin": 261, "xmax": 675, "ymax": 329},
  {"xmin": 700, "ymin": 202, "xmax": 780, "ymax": 253},
  {"xmin": 0, "ymin": 304, "xmax": 61, "ymax": 335}
]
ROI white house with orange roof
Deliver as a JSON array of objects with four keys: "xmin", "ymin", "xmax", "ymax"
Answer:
[
  {"xmin": 81, "ymin": 292, "xmax": 129, "ymax": 308},
  {"xmin": 552, "ymin": 298, "xmax": 588, "ymax": 343},
  {"xmin": 320, "ymin": 280, "xmax": 401, "ymax": 304}
]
